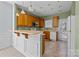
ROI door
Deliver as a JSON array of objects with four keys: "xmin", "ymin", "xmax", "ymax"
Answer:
[
  {"xmin": 67, "ymin": 15, "xmax": 75, "ymax": 57},
  {"xmin": 67, "ymin": 16, "xmax": 71, "ymax": 56}
]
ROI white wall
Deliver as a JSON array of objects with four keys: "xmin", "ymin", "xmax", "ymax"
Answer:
[
  {"xmin": 0, "ymin": 2, "xmax": 13, "ymax": 49},
  {"xmin": 75, "ymin": 2, "xmax": 79, "ymax": 56}
]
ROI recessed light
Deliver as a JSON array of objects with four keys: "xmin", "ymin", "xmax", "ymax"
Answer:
[
  {"xmin": 48, "ymin": 4, "xmax": 51, "ymax": 6},
  {"xmin": 57, "ymin": 1, "xmax": 60, "ymax": 2},
  {"xmin": 40, "ymin": 7, "xmax": 42, "ymax": 9},
  {"xmin": 51, "ymin": 8, "xmax": 53, "ymax": 10},
  {"xmin": 28, "ymin": 7, "xmax": 34, "ymax": 12},
  {"xmin": 59, "ymin": 5, "xmax": 62, "ymax": 8},
  {"xmin": 30, "ymin": 4, "xmax": 32, "ymax": 7},
  {"xmin": 58, "ymin": 10, "xmax": 62, "ymax": 12}
]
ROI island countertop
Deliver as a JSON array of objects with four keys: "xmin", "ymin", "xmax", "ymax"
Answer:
[{"xmin": 14, "ymin": 30, "xmax": 43, "ymax": 35}]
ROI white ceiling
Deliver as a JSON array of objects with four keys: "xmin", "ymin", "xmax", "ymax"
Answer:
[{"xmin": 15, "ymin": 1, "xmax": 72, "ymax": 16}]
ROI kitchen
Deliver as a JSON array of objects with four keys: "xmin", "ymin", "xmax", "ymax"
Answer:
[
  {"xmin": 0, "ymin": 1, "xmax": 76, "ymax": 57},
  {"xmin": 13, "ymin": 1, "xmax": 75, "ymax": 57}
]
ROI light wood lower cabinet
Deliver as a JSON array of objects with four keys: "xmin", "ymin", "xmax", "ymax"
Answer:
[{"xmin": 43, "ymin": 31, "xmax": 50, "ymax": 41}]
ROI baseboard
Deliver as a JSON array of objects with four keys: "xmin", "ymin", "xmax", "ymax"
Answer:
[{"xmin": 67, "ymin": 49, "xmax": 76, "ymax": 57}]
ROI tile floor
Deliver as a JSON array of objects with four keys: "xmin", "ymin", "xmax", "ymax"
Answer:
[
  {"xmin": 0, "ymin": 40, "xmax": 67, "ymax": 57},
  {"xmin": 43, "ymin": 40, "xmax": 68, "ymax": 57},
  {"xmin": 0, "ymin": 47, "xmax": 24, "ymax": 57}
]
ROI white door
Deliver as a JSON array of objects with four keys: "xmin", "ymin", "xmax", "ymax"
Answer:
[
  {"xmin": 67, "ymin": 15, "xmax": 75, "ymax": 56},
  {"xmin": 70, "ymin": 15, "xmax": 75, "ymax": 56}
]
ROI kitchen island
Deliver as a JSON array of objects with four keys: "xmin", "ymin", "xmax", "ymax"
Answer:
[{"xmin": 13, "ymin": 30, "xmax": 43, "ymax": 57}]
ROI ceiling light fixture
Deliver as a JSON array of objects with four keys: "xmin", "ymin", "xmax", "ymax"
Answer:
[
  {"xmin": 21, "ymin": 9, "xmax": 25, "ymax": 14},
  {"xmin": 59, "ymin": 5, "xmax": 62, "ymax": 8},
  {"xmin": 20, "ymin": 2, "xmax": 25, "ymax": 14},
  {"xmin": 58, "ymin": 10, "xmax": 62, "ymax": 12},
  {"xmin": 48, "ymin": 4, "xmax": 51, "ymax": 6},
  {"xmin": 40, "ymin": 7, "xmax": 42, "ymax": 9},
  {"xmin": 51, "ymin": 8, "xmax": 53, "ymax": 10},
  {"xmin": 30, "ymin": 4, "xmax": 32, "ymax": 7},
  {"xmin": 16, "ymin": 13, "xmax": 19, "ymax": 16},
  {"xmin": 28, "ymin": 7, "xmax": 34, "ymax": 12},
  {"xmin": 57, "ymin": 1, "xmax": 60, "ymax": 2}
]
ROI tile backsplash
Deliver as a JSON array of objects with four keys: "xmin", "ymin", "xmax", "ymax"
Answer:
[{"xmin": 17, "ymin": 27, "xmax": 42, "ymax": 30}]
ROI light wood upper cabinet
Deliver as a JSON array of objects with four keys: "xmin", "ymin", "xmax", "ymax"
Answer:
[
  {"xmin": 39, "ymin": 18, "xmax": 45, "ymax": 28},
  {"xmin": 16, "ymin": 13, "xmax": 26, "ymax": 27},
  {"xmin": 27, "ymin": 15, "xmax": 32, "ymax": 27},
  {"xmin": 25, "ymin": 15, "xmax": 28, "ymax": 26},
  {"xmin": 16, "ymin": 13, "xmax": 45, "ymax": 28},
  {"xmin": 53, "ymin": 16, "xmax": 59, "ymax": 27},
  {"xmin": 34, "ymin": 17, "xmax": 40, "ymax": 27}
]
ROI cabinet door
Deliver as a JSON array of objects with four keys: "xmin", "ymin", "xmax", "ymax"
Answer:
[
  {"xmin": 35, "ymin": 17, "xmax": 40, "ymax": 27},
  {"xmin": 27, "ymin": 15, "xmax": 32, "ymax": 27},
  {"xmin": 13, "ymin": 33, "xmax": 17, "ymax": 48},
  {"xmin": 16, "ymin": 15, "xmax": 21, "ymax": 27},
  {"xmin": 39, "ymin": 18, "xmax": 44, "ymax": 28},
  {"xmin": 17, "ymin": 14, "xmax": 25, "ymax": 27},
  {"xmin": 24, "ymin": 15, "xmax": 28, "ymax": 26},
  {"xmin": 43, "ymin": 31, "xmax": 50, "ymax": 41},
  {"xmin": 20, "ymin": 14, "xmax": 24, "ymax": 26},
  {"xmin": 25, "ymin": 35, "xmax": 38, "ymax": 57},
  {"xmin": 53, "ymin": 16, "xmax": 59, "ymax": 27},
  {"xmin": 16, "ymin": 34, "xmax": 24, "ymax": 53}
]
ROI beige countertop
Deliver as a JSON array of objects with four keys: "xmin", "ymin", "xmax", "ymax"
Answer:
[{"xmin": 14, "ymin": 30, "xmax": 43, "ymax": 35}]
